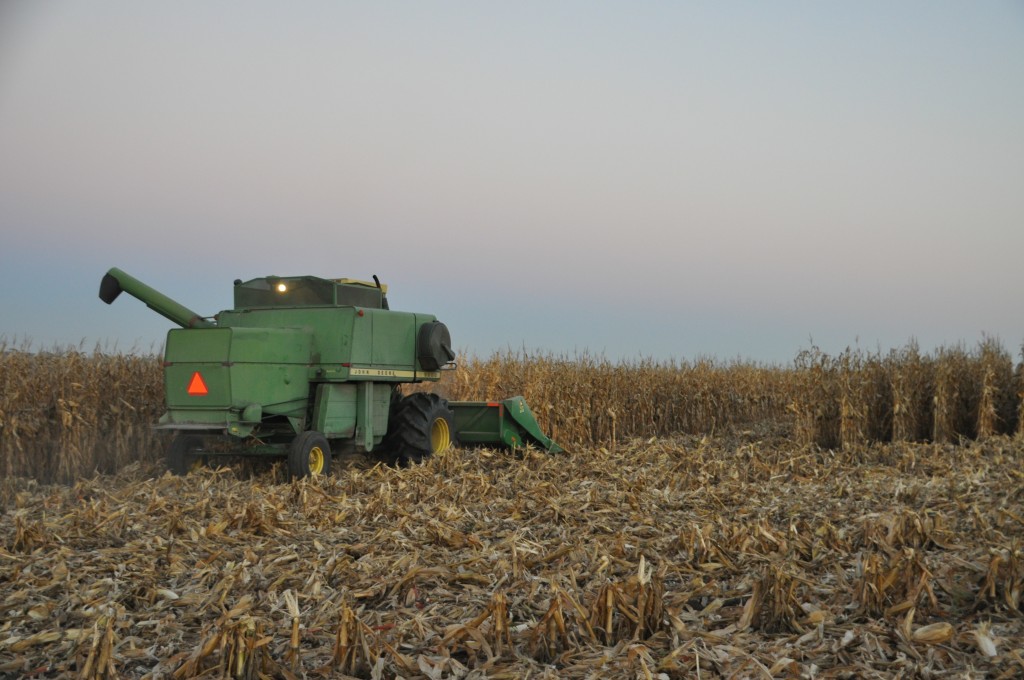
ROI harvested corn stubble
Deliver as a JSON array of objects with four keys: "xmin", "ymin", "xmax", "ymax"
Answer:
[{"xmin": 1, "ymin": 432, "xmax": 1023, "ymax": 678}]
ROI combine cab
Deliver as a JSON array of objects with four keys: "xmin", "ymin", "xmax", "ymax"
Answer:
[{"xmin": 100, "ymin": 268, "xmax": 560, "ymax": 476}]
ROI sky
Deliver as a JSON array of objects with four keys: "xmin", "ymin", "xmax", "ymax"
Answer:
[{"xmin": 1, "ymin": 2, "xmax": 1022, "ymax": 364}]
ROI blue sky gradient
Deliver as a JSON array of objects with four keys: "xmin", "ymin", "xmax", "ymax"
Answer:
[{"xmin": 2, "ymin": 2, "xmax": 1022, "ymax": 362}]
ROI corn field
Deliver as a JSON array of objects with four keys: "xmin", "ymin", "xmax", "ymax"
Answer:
[
  {"xmin": 2, "ymin": 340, "xmax": 1022, "ymax": 483},
  {"xmin": 0, "ymin": 341, "xmax": 166, "ymax": 484},
  {"xmin": 789, "ymin": 338, "xmax": 1022, "ymax": 450},
  {"xmin": 438, "ymin": 351, "xmax": 793, "ymax": 449},
  {"xmin": 1, "ymin": 339, "xmax": 1023, "ymax": 677}
]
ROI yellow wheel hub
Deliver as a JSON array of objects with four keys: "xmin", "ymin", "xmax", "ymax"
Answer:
[
  {"xmin": 430, "ymin": 418, "xmax": 451, "ymax": 453},
  {"xmin": 308, "ymin": 446, "xmax": 325, "ymax": 475}
]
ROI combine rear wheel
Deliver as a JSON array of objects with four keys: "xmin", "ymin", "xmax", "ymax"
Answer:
[
  {"xmin": 382, "ymin": 393, "xmax": 455, "ymax": 465},
  {"xmin": 289, "ymin": 431, "xmax": 332, "ymax": 479},
  {"xmin": 167, "ymin": 434, "xmax": 206, "ymax": 475}
]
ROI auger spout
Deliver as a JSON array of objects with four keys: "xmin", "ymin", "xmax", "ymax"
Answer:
[{"xmin": 99, "ymin": 267, "xmax": 214, "ymax": 329}]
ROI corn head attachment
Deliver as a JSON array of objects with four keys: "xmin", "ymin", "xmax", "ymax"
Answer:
[{"xmin": 450, "ymin": 397, "xmax": 563, "ymax": 453}]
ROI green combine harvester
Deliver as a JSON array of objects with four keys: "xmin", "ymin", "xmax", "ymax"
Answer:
[{"xmin": 99, "ymin": 268, "xmax": 561, "ymax": 477}]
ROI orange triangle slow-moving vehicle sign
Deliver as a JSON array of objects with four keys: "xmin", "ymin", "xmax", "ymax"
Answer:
[{"xmin": 187, "ymin": 371, "xmax": 209, "ymax": 396}]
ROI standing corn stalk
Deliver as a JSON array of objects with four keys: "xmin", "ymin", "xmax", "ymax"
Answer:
[
  {"xmin": 791, "ymin": 347, "xmax": 840, "ymax": 448},
  {"xmin": 890, "ymin": 341, "xmax": 933, "ymax": 442},
  {"xmin": 977, "ymin": 337, "xmax": 1015, "ymax": 438},
  {"xmin": 1018, "ymin": 342, "xmax": 1024, "ymax": 438}
]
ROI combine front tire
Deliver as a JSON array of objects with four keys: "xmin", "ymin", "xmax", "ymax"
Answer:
[
  {"xmin": 289, "ymin": 431, "xmax": 331, "ymax": 479},
  {"xmin": 167, "ymin": 434, "xmax": 205, "ymax": 475},
  {"xmin": 382, "ymin": 393, "xmax": 455, "ymax": 465}
]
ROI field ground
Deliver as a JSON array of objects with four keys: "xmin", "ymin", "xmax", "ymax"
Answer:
[{"xmin": 2, "ymin": 429, "xmax": 1022, "ymax": 679}]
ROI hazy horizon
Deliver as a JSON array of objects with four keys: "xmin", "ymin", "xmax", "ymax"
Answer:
[{"xmin": 2, "ymin": 2, "xmax": 1022, "ymax": 364}]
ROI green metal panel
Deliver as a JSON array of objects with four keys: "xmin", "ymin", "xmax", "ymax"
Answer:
[
  {"xmin": 164, "ymin": 326, "xmax": 312, "ymax": 433},
  {"xmin": 502, "ymin": 397, "xmax": 563, "ymax": 452},
  {"xmin": 226, "ymin": 327, "xmax": 310, "ymax": 419},
  {"xmin": 350, "ymin": 309, "xmax": 373, "ymax": 365},
  {"xmin": 355, "ymin": 382, "xmax": 392, "ymax": 451},
  {"xmin": 450, "ymin": 397, "xmax": 563, "ymax": 453},
  {"xmin": 218, "ymin": 307, "xmax": 358, "ymax": 367},
  {"xmin": 312, "ymin": 384, "xmax": 357, "ymax": 437},
  {"xmin": 165, "ymin": 329, "xmax": 232, "ymax": 411},
  {"xmin": 450, "ymin": 402, "xmax": 502, "ymax": 445},
  {"xmin": 228, "ymin": 327, "xmax": 310, "ymax": 363},
  {"xmin": 371, "ymin": 310, "xmax": 416, "ymax": 366},
  {"xmin": 166, "ymin": 327, "xmax": 231, "ymax": 363}
]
